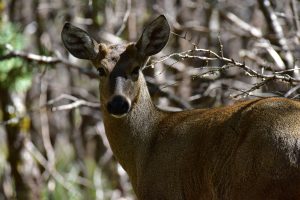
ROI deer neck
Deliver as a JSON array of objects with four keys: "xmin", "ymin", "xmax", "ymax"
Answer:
[{"xmin": 101, "ymin": 75, "xmax": 163, "ymax": 182}]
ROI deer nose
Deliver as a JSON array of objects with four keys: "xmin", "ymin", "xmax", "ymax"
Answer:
[{"xmin": 107, "ymin": 95, "xmax": 130, "ymax": 117}]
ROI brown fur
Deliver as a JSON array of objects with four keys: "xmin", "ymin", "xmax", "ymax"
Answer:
[
  {"xmin": 103, "ymin": 75, "xmax": 300, "ymax": 200},
  {"xmin": 62, "ymin": 16, "xmax": 300, "ymax": 199}
]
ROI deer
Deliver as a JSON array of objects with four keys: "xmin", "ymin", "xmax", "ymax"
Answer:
[{"xmin": 61, "ymin": 15, "xmax": 300, "ymax": 200}]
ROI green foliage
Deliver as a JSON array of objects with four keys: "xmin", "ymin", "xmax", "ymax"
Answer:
[{"xmin": 0, "ymin": 22, "xmax": 32, "ymax": 92}]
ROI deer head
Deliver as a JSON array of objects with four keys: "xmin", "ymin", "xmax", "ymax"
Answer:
[{"xmin": 61, "ymin": 15, "xmax": 170, "ymax": 118}]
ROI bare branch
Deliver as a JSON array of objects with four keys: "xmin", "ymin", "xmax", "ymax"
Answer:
[
  {"xmin": 258, "ymin": 0, "xmax": 295, "ymax": 70},
  {"xmin": 25, "ymin": 140, "xmax": 93, "ymax": 190},
  {"xmin": 39, "ymin": 72, "xmax": 56, "ymax": 172},
  {"xmin": 0, "ymin": 44, "xmax": 98, "ymax": 79},
  {"xmin": 232, "ymin": 77, "xmax": 275, "ymax": 98},
  {"xmin": 222, "ymin": 11, "xmax": 263, "ymax": 38},
  {"xmin": 51, "ymin": 100, "xmax": 100, "ymax": 111},
  {"xmin": 152, "ymin": 47, "xmax": 299, "ymax": 84},
  {"xmin": 115, "ymin": 0, "xmax": 131, "ymax": 36},
  {"xmin": 0, "ymin": 94, "xmax": 100, "ymax": 126}
]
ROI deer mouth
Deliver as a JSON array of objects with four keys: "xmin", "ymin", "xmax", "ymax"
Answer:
[{"xmin": 110, "ymin": 113, "xmax": 128, "ymax": 118}]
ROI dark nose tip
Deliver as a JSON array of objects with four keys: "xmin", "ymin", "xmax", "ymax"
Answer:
[{"xmin": 107, "ymin": 95, "xmax": 130, "ymax": 116}]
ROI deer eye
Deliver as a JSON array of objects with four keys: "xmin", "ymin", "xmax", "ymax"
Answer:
[
  {"xmin": 131, "ymin": 67, "xmax": 140, "ymax": 80},
  {"xmin": 97, "ymin": 67, "xmax": 106, "ymax": 77},
  {"xmin": 132, "ymin": 67, "xmax": 140, "ymax": 75}
]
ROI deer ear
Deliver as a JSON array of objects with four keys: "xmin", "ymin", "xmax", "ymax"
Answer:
[
  {"xmin": 136, "ymin": 15, "xmax": 170, "ymax": 56},
  {"xmin": 61, "ymin": 23, "xmax": 99, "ymax": 60}
]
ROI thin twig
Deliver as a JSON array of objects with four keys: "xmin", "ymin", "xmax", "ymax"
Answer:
[
  {"xmin": 39, "ymin": 71, "xmax": 56, "ymax": 173},
  {"xmin": 151, "ymin": 47, "xmax": 299, "ymax": 84},
  {"xmin": 232, "ymin": 77, "xmax": 275, "ymax": 98},
  {"xmin": 51, "ymin": 100, "xmax": 100, "ymax": 111},
  {"xmin": 291, "ymin": 0, "xmax": 300, "ymax": 35},
  {"xmin": 116, "ymin": 0, "xmax": 131, "ymax": 36},
  {"xmin": 222, "ymin": 11, "xmax": 262, "ymax": 38},
  {"xmin": 0, "ymin": 44, "xmax": 98, "ymax": 79},
  {"xmin": 0, "ymin": 94, "xmax": 100, "ymax": 125},
  {"xmin": 25, "ymin": 140, "xmax": 93, "ymax": 190},
  {"xmin": 258, "ymin": 0, "xmax": 295, "ymax": 70}
]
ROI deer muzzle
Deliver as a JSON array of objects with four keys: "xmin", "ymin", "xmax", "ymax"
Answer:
[{"xmin": 107, "ymin": 95, "xmax": 131, "ymax": 118}]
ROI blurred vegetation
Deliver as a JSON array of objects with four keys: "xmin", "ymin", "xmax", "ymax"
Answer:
[
  {"xmin": 0, "ymin": 22, "xmax": 32, "ymax": 91},
  {"xmin": 1, "ymin": 0, "xmax": 300, "ymax": 199}
]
